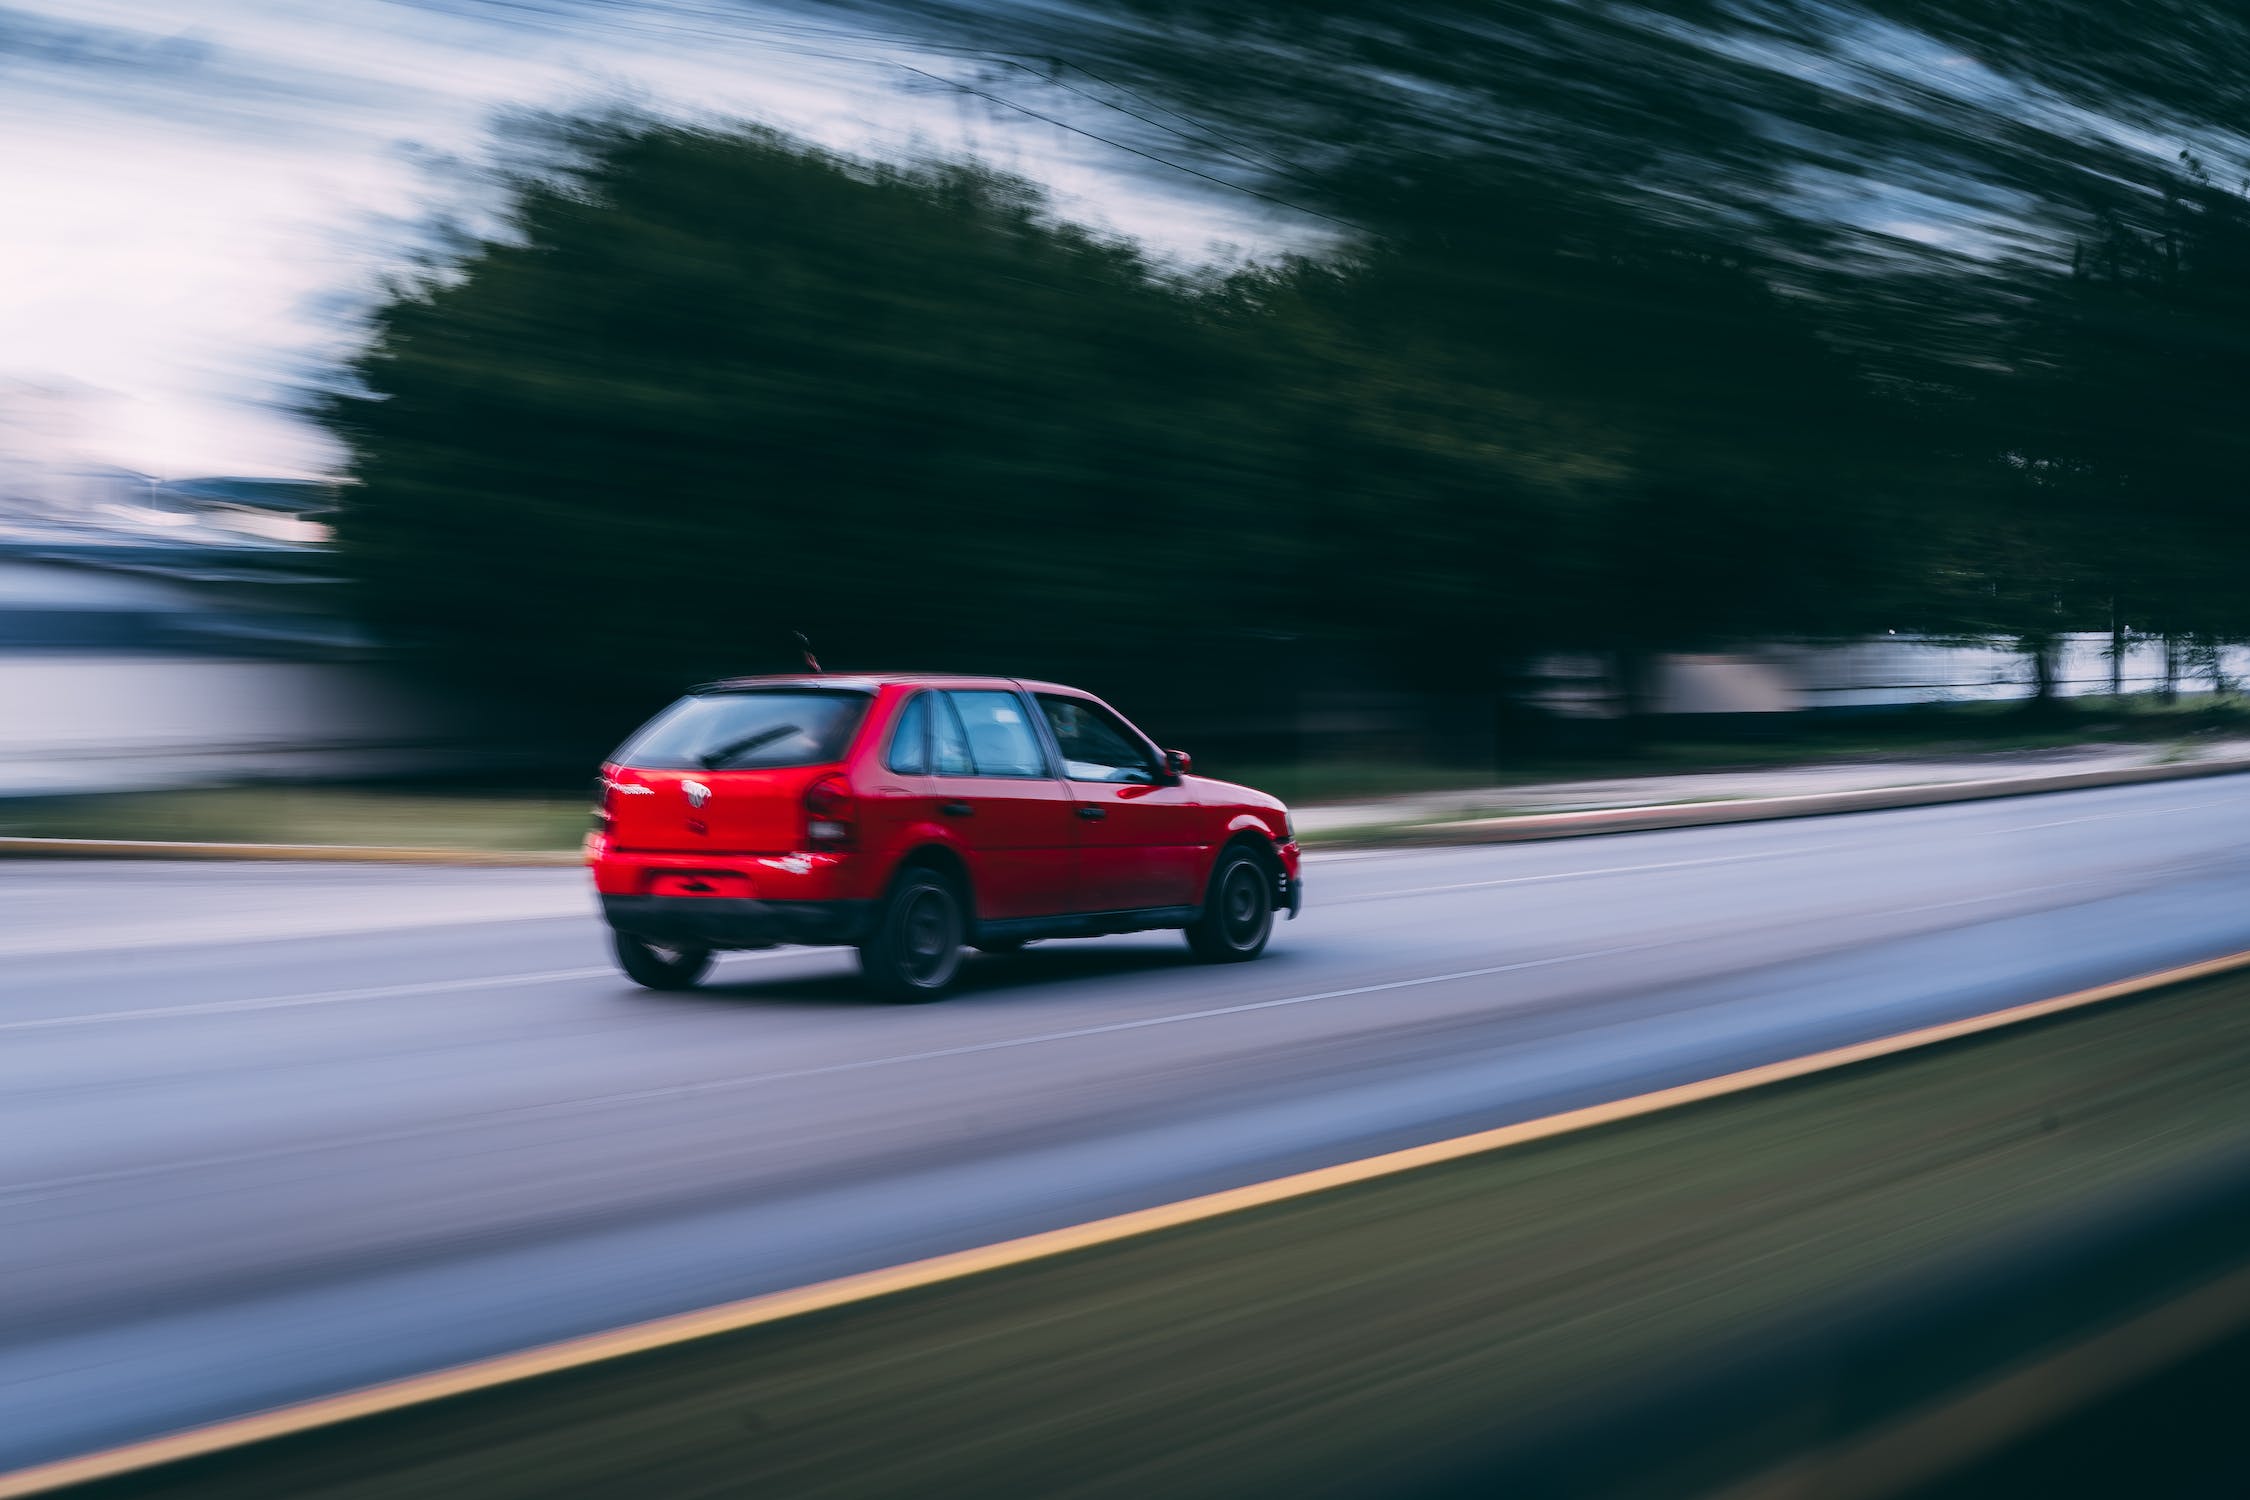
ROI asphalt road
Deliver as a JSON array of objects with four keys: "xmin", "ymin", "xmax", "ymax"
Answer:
[{"xmin": 6, "ymin": 774, "xmax": 2250, "ymax": 1472}]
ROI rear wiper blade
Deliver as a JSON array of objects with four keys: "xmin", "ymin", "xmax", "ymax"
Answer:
[{"xmin": 701, "ymin": 725, "xmax": 796, "ymax": 769}]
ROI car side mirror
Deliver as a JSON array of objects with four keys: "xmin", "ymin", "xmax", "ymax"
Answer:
[{"xmin": 1162, "ymin": 749, "xmax": 1191, "ymax": 783}]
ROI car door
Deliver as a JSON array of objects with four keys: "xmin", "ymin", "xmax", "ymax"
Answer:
[
  {"xmin": 931, "ymin": 689, "xmax": 1081, "ymax": 920},
  {"xmin": 1033, "ymin": 692, "xmax": 1205, "ymax": 913},
  {"xmin": 858, "ymin": 686, "xmax": 941, "ymax": 858}
]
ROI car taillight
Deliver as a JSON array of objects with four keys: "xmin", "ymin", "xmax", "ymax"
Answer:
[
  {"xmin": 592, "ymin": 776, "xmax": 614, "ymax": 834},
  {"xmin": 803, "ymin": 773, "xmax": 857, "ymax": 849}
]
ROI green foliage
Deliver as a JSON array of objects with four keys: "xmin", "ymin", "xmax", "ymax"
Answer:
[
  {"xmin": 833, "ymin": 0, "xmax": 2250, "ymax": 668},
  {"xmin": 332, "ymin": 118, "xmax": 1908, "ymax": 735},
  {"xmin": 330, "ymin": 0, "xmax": 2250, "ymax": 738},
  {"xmin": 333, "ymin": 124, "xmax": 1295, "ymax": 725}
]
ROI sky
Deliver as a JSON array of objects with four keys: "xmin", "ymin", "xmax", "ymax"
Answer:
[
  {"xmin": 0, "ymin": 0, "xmax": 1294, "ymax": 481},
  {"xmin": 3, "ymin": 1, "xmax": 2226, "ymax": 486}
]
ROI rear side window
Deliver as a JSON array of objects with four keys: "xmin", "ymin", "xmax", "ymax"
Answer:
[
  {"xmin": 931, "ymin": 693, "xmax": 976, "ymax": 777},
  {"xmin": 612, "ymin": 691, "xmax": 869, "ymax": 771},
  {"xmin": 946, "ymin": 691, "xmax": 1049, "ymax": 778},
  {"xmin": 886, "ymin": 693, "xmax": 931, "ymax": 775}
]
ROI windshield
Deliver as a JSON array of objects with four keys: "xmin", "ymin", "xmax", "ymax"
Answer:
[{"xmin": 611, "ymin": 690, "xmax": 870, "ymax": 771}]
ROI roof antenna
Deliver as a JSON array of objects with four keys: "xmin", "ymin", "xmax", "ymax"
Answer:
[{"xmin": 793, "ymin": 630, "xmax": 822, "ymax": 673}]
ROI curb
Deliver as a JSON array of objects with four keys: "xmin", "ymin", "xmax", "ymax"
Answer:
[
  {"xmin": 1321, "ymin": 755, "xmax": 2250, "ymax": 849},
  {"xmin": 4, "ymin": 757, "xmax": 2248, "ymax": 867}
]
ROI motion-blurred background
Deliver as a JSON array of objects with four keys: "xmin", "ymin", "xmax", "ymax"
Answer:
[
  {"xmin": 15, "ymin": 9, "xmax": 2250, "ymax": 1495},
  {"xmin": 5, "ymin": 0, "xmax": 2249, "ymax": 825}
]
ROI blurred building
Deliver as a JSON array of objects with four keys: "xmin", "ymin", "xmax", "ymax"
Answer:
[
  {"xmin": 0, "ymin": 474, "xmax": 459, "ymax": 799},
  {"xmin": 150, "ymin": 476, "xmax": 338, "ymax": 545}
]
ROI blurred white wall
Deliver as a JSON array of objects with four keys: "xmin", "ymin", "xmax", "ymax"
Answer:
[
  {"xmin": 0, "ymin": 654, "xmax": 445, "ymax": 796},
  {"xmin": 1652, "ymin": 655, "xmax": 1797, "ymax": 715},
  {"xmin": 1532, "ymin": 634, "xmax": 2250, "ymax": 720},
  {"xmin": 1765, "ymin": 635, "xmax": 2250, "ymax": 709}
]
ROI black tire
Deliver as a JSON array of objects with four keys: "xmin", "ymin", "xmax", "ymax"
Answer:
[
  {"xmin": 612, "ymin": 930, "xmax": 715, "ymax": 991},
  {"xmin": 1186, "ymin": 844, "xmax": 1276, "ymax": 963},
  {"xmin": 860, "ymin": 866, "xmax": 968, "ymax": 1001}
]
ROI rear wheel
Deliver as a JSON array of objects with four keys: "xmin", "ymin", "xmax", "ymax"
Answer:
[
  {"xmin": 1186, "ymin": 845, "xmax": 1275, "ymax": 963},
  {"xmin": 860, "ymin": 867, "xmax": 967, "ymax": 1001},
  {"xmin": 612, "ymin": 930, "xmax": 715, "ymax": 991}
]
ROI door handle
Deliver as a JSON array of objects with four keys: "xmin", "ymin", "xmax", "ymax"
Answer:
[
  {"xmin": 1076, "ymin": 805, "xmax": 1108, "ymax": 821},
  {"xmin": 940, "ymin": 800, "xmax": 975, "ymax": 817}
]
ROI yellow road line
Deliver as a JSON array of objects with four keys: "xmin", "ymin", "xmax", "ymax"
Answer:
[{"xmin": 7, "ymin": 945, "xmax": 2249, "ymax": 1498}]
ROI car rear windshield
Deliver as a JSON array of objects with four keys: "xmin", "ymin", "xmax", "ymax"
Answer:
[{"xmin": 611, "ymin": 690, "xmax": 870, "ymax": 771}]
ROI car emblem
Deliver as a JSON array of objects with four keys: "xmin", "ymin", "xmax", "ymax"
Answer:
[{"xmin": 682, "ymin": 779, "xmax": 712, "ymax": 809}]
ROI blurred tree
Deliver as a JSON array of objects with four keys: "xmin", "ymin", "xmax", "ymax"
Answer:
[
  {"xmin": 1231, "ymin": 170, "xmax": 1904, "ymax": 712},
  {"xmin": 827, "ymin": 0, "xmax": 2250, "ymax": 701},
  {"xmin": 332, "ymin": 114, "xmax": 1894, "ymax": 751},
  {"xmin": 334, "ymin": 0, "xmax": 2250, "ymax": 752},
  {"xmin": 1936, "ymin": 151, "xmax": 2250, "ymax": 704},
  {"xmin": 329, "ymin": 122, "xmax": 1301, "ymax": 740}
]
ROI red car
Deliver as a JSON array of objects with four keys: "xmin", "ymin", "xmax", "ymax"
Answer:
[{"xmin": 587, "ymin": 674, "xmax": 1302, "ymax": 999}]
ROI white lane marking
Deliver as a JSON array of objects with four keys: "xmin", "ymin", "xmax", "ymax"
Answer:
[
  {"xmin": 1860, "ymin": 876, "xmax": 2107, "ymax": 922},
  {"xmin": 0, "ymin": 870, "xmax": 2138, "ymax": 1204},
  {"xmin": 0, "ymin": 887, "xmax": 594, "ymax": 961},
  {"xmin": 1991, "ymin": 795, "xmax": 2242, "ymax": 834},
  {"xmin": 0, "ymin": 950, "xmax": 808, "ymax": 1034},
  {"xmin": 0, "ymin": 940, "xmax": 1675, "ymax": 1204},
  {"xmin": 13, "ymin": 789, "xmax": 2227, "ymax": 1034},
  {"xmin": 1344, "ymin": 844, "xmax": 1848, "ymax": 902},
  {"xmin": 18, "ymin": 785, "xmax": 2244, "ymax": 1033},
  {"xmin": 0, "ymin": 829, "xmax": 1957, "ymax": 1032}
]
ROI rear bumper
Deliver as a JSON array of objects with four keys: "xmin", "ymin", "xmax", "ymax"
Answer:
[{"xmin": 601, "ymin": 894, "xmax": 873, "ymax": 949}]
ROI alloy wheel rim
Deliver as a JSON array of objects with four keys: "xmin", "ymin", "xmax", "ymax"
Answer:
[
  {"xmin": 901, "ymin": 887, "xmax": 960, "ymax": 984},
  {"xmin": 1221, "ymin": 863, "xmax": 1269, "ymax": 948}
]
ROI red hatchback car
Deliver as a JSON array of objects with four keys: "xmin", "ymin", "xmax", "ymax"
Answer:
[{"xmin": 587, "ymin": 674, "xmax": 1302, "ymax": 999}]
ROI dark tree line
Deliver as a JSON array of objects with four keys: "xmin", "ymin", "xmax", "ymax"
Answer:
[{"xmin": 327, "ymin": 2, "xmax": 2250, "ymax": 748}]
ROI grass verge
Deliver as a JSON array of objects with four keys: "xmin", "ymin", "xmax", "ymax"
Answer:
[{"xmin": 0, "ymin": 789, "xmax": 590, "ymax": 852}]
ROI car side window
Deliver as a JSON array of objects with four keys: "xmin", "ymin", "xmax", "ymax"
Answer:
[
  {"xmin": 930, "ymin": 691, "xmax": 977, "ymax": 777},
  {"xmin": 945, "ymin": 691, "xmax": 1049, "ymax": 778},
  {"xmin": 886, "ymin": 693, "xmax": 930, "ymax": 775},
  {"xmin": 1036, "ymin": 694, "xmax": 1159, "ymax": 784}
]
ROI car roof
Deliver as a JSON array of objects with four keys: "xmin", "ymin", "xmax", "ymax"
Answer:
[{"xmin": 693, "ymin": 672, "xmax": 1092, "ymax": 695}]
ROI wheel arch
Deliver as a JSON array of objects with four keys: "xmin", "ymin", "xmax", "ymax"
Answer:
[
  {"xmin": 1223, "ymin": 810, "xmax": 1288, "ymax": 845},
  {"xmin": 892, "ymin": 842, "xmax": 975, "ymax": 912},
  {"xmin": 1202, "ymin": 829, "xmax": 1281, "ymax": 905}
]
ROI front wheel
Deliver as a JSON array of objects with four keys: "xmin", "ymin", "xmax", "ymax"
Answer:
[
  {"xmin": 860, "ymin": 868, "xmax": 967, "ymax": 1001},
  {"xmin": 1186, "ymin": 846, "xmax": 1275, "ymax": 963},
  {"xmin": 612, "ymin": 930, "xmax": 715, "ymax": 991}
]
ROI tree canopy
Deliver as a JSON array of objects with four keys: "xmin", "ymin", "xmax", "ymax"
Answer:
[
  {"xmin": 329, "ymin": 0, "xmax": 2250, "ymax": 746},
  {"xmin": 331, "ymin": 119, "xmax": 1927, "ymax": 737}
]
